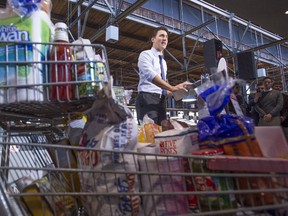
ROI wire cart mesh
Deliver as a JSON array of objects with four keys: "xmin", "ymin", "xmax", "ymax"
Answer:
[
  {"xmin": 1, "ymin": 42, "xmax": 288, "ymax": 216},
  {"xmin": 0, "ymin": 131, "xmax": 288, "ymax": 216},
  {"xmin": 0, "ymin": 41, "xmax": 110, "ymax": 120}
]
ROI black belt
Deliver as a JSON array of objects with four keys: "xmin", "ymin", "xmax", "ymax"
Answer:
[{"xmin": 139, "ymin": 91, "xmax": 165, "ymax": 99}]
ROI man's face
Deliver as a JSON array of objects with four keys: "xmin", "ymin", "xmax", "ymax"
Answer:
[
  {"xmin": 273, "ymin": 84, "xmax": 282, "ymax": 91},
  {"xmin": 257, "ymin": 84, "xmax": 264, "ymax": 92},
  {"xmin": 263, "ymin": 78, "xmax": 272, "ymax": 90},
  {"xmin": 152, "ymin": 30, "xmax": 168, "ymax": 52}
]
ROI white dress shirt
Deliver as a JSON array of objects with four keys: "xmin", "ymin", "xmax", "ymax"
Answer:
[{"xmin": 137, "ymin": 47, "xmax": 167, "ymax": 94}]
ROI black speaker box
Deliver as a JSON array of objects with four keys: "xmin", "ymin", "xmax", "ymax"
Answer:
[
  {"xmin": 237, "ymin": 51, "xmax": 256, "ymax": 80},
  {"xmin": 203, "ymin": 39, "xmax": 223, "ymax": 73}
]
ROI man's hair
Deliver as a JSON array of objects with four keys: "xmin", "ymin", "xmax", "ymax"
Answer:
[
  {"xmin": 150, "ymin": 26, "xmax": 169, "ymax": 40},
  {"xmin": 262, "ymin": 76, "xmax": 273, "ymax": 82}
]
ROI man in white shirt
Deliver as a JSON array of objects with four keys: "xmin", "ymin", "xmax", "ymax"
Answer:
[{"xmin": 136, "ymin": 26, "xmax": 190, "ymax": 125}]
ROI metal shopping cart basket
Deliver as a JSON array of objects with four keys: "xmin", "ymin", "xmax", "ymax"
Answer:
[
  {"xmin": 0, "ymin": 40, "xmax": 288, "ymax": 215},
  {"xmin": 0, "ymin": 131, "xmax": 288, "ymax": 216},
  {"xmin": 0, "ymin": 40, "xmax": 110, "ymax": 120}
]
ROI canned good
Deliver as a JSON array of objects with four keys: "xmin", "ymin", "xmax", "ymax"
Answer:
[
  {"xmin": 77, "ymin": 61, "xmax": 98, "ymax": 97},
  {"xmin": 191, "ymin": 148, "xmax": 236, "ymax": 212},
  {"xmin": 16, "ymin": 172, "xmax": 76, "ymax": 216},
  {"xmin": 16, "ymin": 177, "xmax": 54, "ymax": 216},
  {"xmin": 73, "ymin": 38, "xmax": 107, "ymax": 98}
]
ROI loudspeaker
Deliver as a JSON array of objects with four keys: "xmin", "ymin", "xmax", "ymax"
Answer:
[
  {"xmin": 237, "ymin": 51, "xmax": 256, "ymax": 80},
  {"xmin": 203, "ymin": 39, "xmax": 223, "ymax": 73}
]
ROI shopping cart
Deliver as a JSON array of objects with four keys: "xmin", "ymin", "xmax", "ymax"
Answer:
[
  {"xmin": 0, "ymin": 40, "xmax": 110, "ymax": 120},
  {"xmin": 0, "ymin": 130, "xmax": 288, "ymax": 216},
  {"xmin": 1, "ymin": 40, "xmax": 288, "ymax": 216}
]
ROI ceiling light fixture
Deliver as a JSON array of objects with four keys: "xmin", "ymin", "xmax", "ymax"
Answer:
[
  {"xmin": 182, "ymin": 95, "xmax": 197, "ymax": 103},
  {"xmin": 285, "ymin": 11, "xmax": 288, "ymax": 15}
]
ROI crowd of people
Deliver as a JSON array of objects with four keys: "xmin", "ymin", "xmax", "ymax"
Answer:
[{"xmin": 235, "ymin": 77, "xmax": 288, "ymax": 140}]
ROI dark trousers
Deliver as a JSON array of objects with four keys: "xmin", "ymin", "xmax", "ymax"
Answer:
[{"xmin": 135, "ymin": 92, "xmax": 166, "ymax": 126}]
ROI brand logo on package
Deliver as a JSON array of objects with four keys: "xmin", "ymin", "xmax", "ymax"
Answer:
[
  {"xmin": 159, "ymin": 139, "xmax": 177, "ymax": 154},
  {"xmin": 0, "ymin": 25, "xmax": 29, "ymax": 41},
  {"xmin": 113, "ymin": 119, "xmax": 134, "ymax": 162},
  {"xmin": 115, "ymin": 174, "xmax": 139, "ymax": 214}
]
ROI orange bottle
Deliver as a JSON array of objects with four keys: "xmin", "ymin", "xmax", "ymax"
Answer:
[{"xmin": 50, "ymin": 22, "xmax": 74, "ymax": 101}]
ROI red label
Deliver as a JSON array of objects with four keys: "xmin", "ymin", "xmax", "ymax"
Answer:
[
  {"xmin": 159, "ymin": 140, "xmax": 177, "ymax": 154},
  {"xmin": 195, "ymin": 176, "xmax": 217, "ymax": 191}
]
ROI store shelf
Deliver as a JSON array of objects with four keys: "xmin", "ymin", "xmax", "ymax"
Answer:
[{"xmin": 0, "ymin": 98, "xmax": 95, "ymax": 119}]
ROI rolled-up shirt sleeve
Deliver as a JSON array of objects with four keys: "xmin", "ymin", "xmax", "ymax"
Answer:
[{"xmin": 138, "ymin": 51, "xmax": 159, "ymax": 82}]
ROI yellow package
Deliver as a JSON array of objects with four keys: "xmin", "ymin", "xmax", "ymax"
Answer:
[
  {"xmin": 137, "ymin": 126, "xmax": 146, "ymax": 143},
  {"xmin": 144, "ymin": 123, "xmax": 162, "ymax": 143}
]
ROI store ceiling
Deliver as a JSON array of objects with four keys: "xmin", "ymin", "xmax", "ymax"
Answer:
[
  {"xmin": 53, "ymin": 0, "xmax": 286, "ymax": 91},
  {"xmin": 204, "ymin": 0, "xmax": 288, "ymax": 38},
  {"xmin": 0, "ymin": 0, "xmax": 287, "ymax": 97}
]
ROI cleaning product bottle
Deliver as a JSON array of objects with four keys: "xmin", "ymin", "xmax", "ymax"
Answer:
[
  {"xmin": 0, "ymin": 0, "xmax": 53, "ymax": 103},
  {"xmin": 49, "ymin": 22, "xmax": 74, "ymax": 101}
]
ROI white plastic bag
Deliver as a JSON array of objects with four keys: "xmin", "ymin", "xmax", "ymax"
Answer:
[
  {"xmin": 78, "ymin": 118, "xmax": 140, "ymax": 215},
  {"xmin": 154, "ymin": 127, "xmax": 199, "ymax": 155}
]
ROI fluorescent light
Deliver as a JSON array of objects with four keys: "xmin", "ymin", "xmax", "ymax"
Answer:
[
  {"xmin": 285, "ymin": 11, "xmax": 288, "ymax": 14},
  {"xmin": 182, "ymin": 95, "xmax": 197, "ymax": 102}
]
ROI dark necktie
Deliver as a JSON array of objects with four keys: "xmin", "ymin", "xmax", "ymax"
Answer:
[
  {"xmin": 159, "ymin": 55, "xmax": 166, "ymax": 81},
  {"xmin": 159, "ymin": 55, "xmax": 166, "ymax": 95}
]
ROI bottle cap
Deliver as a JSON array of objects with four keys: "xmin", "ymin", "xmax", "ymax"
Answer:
[
  {"xmin": 15, "ymin": 176, "xmax": 34, "ymax": 192},
  {"xmin": 54, "ymin": 22, "xmax": 69, "ymax": 42},
  {"xmin": 55, "ymin": 22, "xmax": 68, "ymax": 30}
]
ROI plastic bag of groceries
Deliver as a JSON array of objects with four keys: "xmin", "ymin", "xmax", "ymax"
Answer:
[
  {"xmin": 77, "ymin": 79, "xmax": 141, "ymax": 215},
  {"xmin": 194, "ymin": 58, "xmax": 258, "ymax": 154},
  {"xmin": 194, "ymin": 65, "xmax": 261, "ymax": 156},
  {"xmin": 137, "ymin": 144, "xmax": 189, "ymax": 215},
  {"xmin": 154, "ymin": 127, "xmax": 199, "ymax": 155},
  {"xmin": 197, "ymin": 114, "xmax": 262, "ymax": 157},
  {"xmin": 137, "ymin": 128, "xmax": 198, "ymax": 215},
  {"xmin": 195, "ymin": 69, "xmax": 235, "ymax": 117},
  {"xmin": 195, "ymin": 63, "xmax": 278, "ymax": 207},
  {"xmin": 9, "ymin": 0, "xmax": 52, "ymax": 17}
]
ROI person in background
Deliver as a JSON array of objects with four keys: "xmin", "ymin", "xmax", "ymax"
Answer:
[
  {"xmin": 226, "ymin": 83, "xmax": 247, "ymax": 116},
  {"xmin": 247, "ymin": 81, "xmax": 264, "ymax": 126},
  {"xmin": 135, "ymin": 26, "xmax": 191, "ymax": 125},
  {"xmin": 272, "ymin": 81, "xmax": 282, "ymax": 92},
  {"xmin": 280, "ymin": 92, "xmax": 288, "ymax": 140},
  {"xmin": 255, "ymin": 77, "xmax": 283, "ymax": 126},
  {"xmin": 272, "ymin": 81, "xmax": 288, "ymax": 140}
]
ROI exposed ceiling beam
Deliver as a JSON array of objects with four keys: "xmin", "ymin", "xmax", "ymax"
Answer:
[
  {"xmin": 68, "ymin": 0, "xmax": 99, "ymax": 28},
  {"xmin": 169, "ymin": 17, "xmax": 217, "ymax": 44},
  {"xmin": 245, "ymin": 37, "xmax": 288, "ymax": 52},
  {"xmin": 89, "ymin": 0, "xmax": 148, "ymax": 42},
  {"xmin": 120, "ymin": 32, "xmax": 149, "ymax": 43},
  {"xmin": 66, "ymin": 0, "xmax": 85, "ymax": 23}
]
